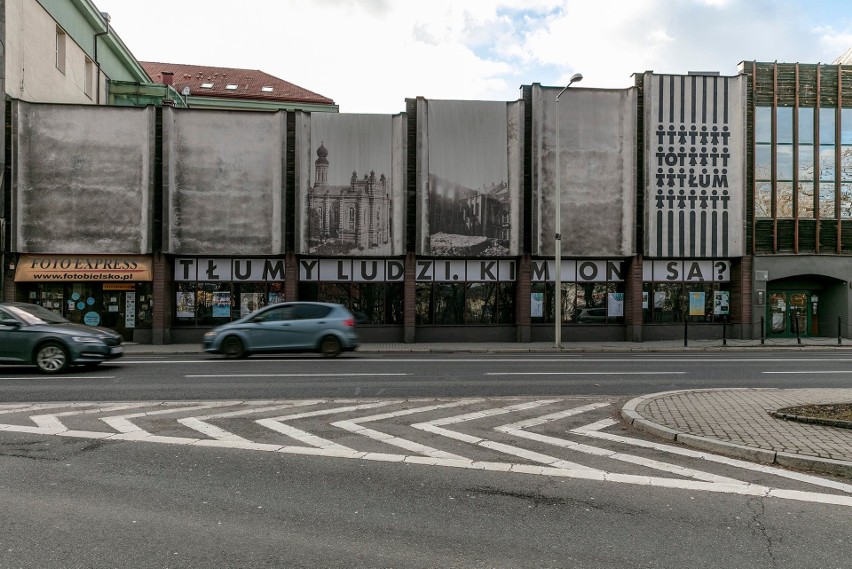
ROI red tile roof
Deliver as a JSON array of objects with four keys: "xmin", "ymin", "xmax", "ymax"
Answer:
[{"xmin": 141, "ymin": 62, "xmax": 335, "ymax": 106}]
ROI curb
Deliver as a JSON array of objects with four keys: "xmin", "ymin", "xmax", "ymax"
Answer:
[{"xmin": 622, "ymin": 390, "xmax": 852, "ymax": 478}]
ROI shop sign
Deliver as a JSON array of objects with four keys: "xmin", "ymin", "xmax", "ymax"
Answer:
[
  {"xmin": 175, "ymin": 258, "xmax": 285, "ymax": 282},
  {"xmin": 15, "ymin": 255, "xmax": 153, "ymax": 282},
  {"xmin": 530, "ymin": 260, "xmax": 625, "ymax": 283},
  {"xmin": 643, "ymin": 259, "xmax": 730, "ymax": 282},
  {"xmin": 300, "ymin": 259, "xmax": 405, "ymax": 282},
  {"xmin": 415, "ymin": 260, "xmax": 516, "ymax": 282}
]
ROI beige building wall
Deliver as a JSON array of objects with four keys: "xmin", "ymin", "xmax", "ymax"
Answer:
[{"xmin": 5, "ymin": 0, "xmax": 105, "ymax": 104}]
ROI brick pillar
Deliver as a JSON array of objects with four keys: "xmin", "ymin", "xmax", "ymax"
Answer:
[
  {"xmin": 515, "ymin": 254, "xmax": 531, "ymax": 342},
  {"xmin": 151, "ymin": 253, "xmax": 170, "ymax": 345},
  {"xmin": 404, "ymin": 252, "xmax": 416, "ymax": 343},
  {"xmin": 731, "ymin": 256, "xmax": 752, "ymax": 339},
  {"xmin": 1, "ymin": 253, "xmax": 16, "ymax": 302},
  {"xmin": 285, "ymin": 252, "xmax": 299, "ymax": 301},
  {"xmin": 625, "ymin": 255, "xmax": 644, "ymax": 342}
]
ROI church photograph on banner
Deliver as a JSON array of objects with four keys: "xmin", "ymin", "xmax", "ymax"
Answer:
[
  {"xmin": 415, "ymin": 99, "xmax": 522, "ymax": 257},
  {"xmin": 643, "ymin": 72, "xmax": 746, "ymax": 258},
  {"xmin": 295, "ymin": 112, "xmax": 406, "ymax": 256}
]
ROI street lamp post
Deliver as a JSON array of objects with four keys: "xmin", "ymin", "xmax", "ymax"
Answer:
[{"xmin": 554, "ymin": 72, "xmax": 583, "ymax": 349}]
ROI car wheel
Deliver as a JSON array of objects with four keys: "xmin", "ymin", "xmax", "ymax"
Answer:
[
  {"xmin": 35, "ymin": 342, "xmax": 69, "ymax": 374},
  {"xmin": 319, "ymin": 335, "xmax": 341, "ymax": 358},
  {"xmin": 221, "ymin": 335, "xmax": 246, "ymax": 359}
]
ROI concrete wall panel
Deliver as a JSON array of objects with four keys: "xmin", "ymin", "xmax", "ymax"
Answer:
[
  {"xmin": 295, "ymin": 112, "xmax": 405, "ymax": 255},
  {"xmin": 12, "ymin": 101, "xmax": 154, "ymax": 253},
  {"xmin": 644, "ymin": 73, "xmax": 746, "ymax": 258},
  {"xmin": 531, "ymin": 85, "xmax": 637, "ymax": 257},
  {"xmin": 416, "ymin": 99, "xmax": 521, "ymax": 257},
  {"xmin": 162, "ymin": 108, "xmax": 286, "ymax": 255}
]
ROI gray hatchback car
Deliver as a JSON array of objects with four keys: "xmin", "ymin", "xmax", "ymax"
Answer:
[
  {"xmin": 203, "ymin": 301, "xmax": 360, "ymax": 358},
  {"xmin": 0, "ymin": 302, "xmax": 124, "ymax": 373}
]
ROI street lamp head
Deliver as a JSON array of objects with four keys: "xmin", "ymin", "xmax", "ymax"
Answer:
[{"xmin": 556, "ymin": 73, "xmax": 584, "ymax": 100}]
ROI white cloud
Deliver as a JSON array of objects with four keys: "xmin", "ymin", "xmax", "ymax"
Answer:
[{"xmin": 94, "ymin": 0, "xmax": 852, "ymax": 113}]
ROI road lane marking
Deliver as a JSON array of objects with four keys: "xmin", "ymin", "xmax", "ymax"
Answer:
[
  {"xmin": 485, "ymin": 372, "xmax": 686, "ymax": 376},
  {"xmin": 185, "ymin": 373, "xmax": 408, "ymax": 378},
  {"xmin": 762, "ymin": 371, "xmax": 852, "ymax": 374}
]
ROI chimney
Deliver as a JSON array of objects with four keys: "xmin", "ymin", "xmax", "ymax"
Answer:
[{"xmin": 161, "ymin": 71, "xmax": 174, "ymax": 86}]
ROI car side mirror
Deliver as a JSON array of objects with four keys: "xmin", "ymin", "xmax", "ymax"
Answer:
[{"xmin": 0, "ymin": 318, "xmax": 21, "ymax": 327}]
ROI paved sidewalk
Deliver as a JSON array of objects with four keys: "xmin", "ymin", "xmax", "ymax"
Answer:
[
  {"xmin": 122, "ymin": 338, "xmax": 852, "ymax": 478},
  {"xmin": 623, "ymin": 388, "xmax": 852, "ymax": 478}
]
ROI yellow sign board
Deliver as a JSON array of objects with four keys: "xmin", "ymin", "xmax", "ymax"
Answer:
[{"xmin": 15, "ymin": 255, "xmax": 153, "ymax": 282}]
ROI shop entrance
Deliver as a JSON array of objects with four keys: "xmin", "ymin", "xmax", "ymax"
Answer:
[{"xmin": 766, "ymin": 291, "xmax": 811, "ymax": 338}]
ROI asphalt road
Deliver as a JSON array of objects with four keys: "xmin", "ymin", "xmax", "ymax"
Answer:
[
  {"xmin": 1, "ymin": 351, "xmax": 851, "ymax": 401},
  {"xmin": 1, "ymin": 352, "xmax": 850, "ymax": 568}
]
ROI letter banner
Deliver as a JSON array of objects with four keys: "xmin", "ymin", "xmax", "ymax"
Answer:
[{"xmin": 15, "ymin": 255, "xmax": 153, "ymax": 282}]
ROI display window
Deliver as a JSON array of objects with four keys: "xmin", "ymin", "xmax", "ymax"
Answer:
[
  {"xmin": 17, "ymin": 282, "xmax": 154, "ymax": 337},
  {"xmin": 174, "ymin": 281, "xmax": 285, "ymax": 326},
  {"xmin": 415, "ymin": 282, "xmax": 516, "ymax": 325},
  {"xmin": 642, "ymin": 282, "xmax": 731, "ymax": 323},
  {"xmin": 530, "ymin": 282, "xmax": 625, "ymax": 324},
  {"xmin": 298, "ymin": 282, "xmax": 403, "ymax": 325}
]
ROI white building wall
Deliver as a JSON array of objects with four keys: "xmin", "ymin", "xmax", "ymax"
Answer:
[{"xmin": 5, "ymin": 0, "xmax": 104, "ymax": 104}]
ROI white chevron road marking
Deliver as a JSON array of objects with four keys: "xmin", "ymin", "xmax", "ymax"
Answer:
[
  {"xmin": 411, "ymin": 399, "xmax": 600, "ymax": 472},
  {"xmin": 496, "ymin": 404, "xmax": 746, "ymax": 485},
  {"xmin": 257, "ymin": 400, "xmax": 402, "ymax": 453},
  {"xmin": 1, "ymin": 399, "xmax": 851, "ymax": 507},
  {"xmin": 573, "ymin": 418, "xmax": 852, "ymax": 494},
  {"xmin": 331, "ymin": 400, "xmax": 485, "ymax": 461}
]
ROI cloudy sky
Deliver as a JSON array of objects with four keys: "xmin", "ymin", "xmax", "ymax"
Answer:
[{"xmin": 93, "ymin": 0, "xmax": 852, "ymax": 114}]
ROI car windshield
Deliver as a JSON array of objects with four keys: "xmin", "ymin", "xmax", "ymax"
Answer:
[{"xmin": 4, "ymin": 303, "xmax": 70, "ymax": 325}]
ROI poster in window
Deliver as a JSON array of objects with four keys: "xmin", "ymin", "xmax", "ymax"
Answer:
[
  {"xmin": 268, "ymin": 291, "xmax": 284, "ymax": 305},
  {"xmin": 714, "ymin": 291, "xmax": 730, "ymax": 315},
  {"xmin": 607, "ymin": 293, "xmax": 624, "ymax": 317},
  {"xmin": 642, "ymin": 292, "xmax": 649, "ymax": 309},
  {"xmin": 689, "ymin": 292, "xmax": 706, "ymax": 316},
  {"xmin": 212, "ymin": 292, "xmax": 231, "ymax": 318},
  {"xmin": 530, "ymin": 292, "xmax": 544, "ymax": 318},
  {"xmin": 176, "ymin": 292, "xmax": 195, "ymax": 318},
  {"xmin": 241, "ymin": 293, "xmax": 264, "ymax": 316}
]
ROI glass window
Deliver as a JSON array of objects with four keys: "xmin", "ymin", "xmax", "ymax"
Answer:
[
  {"xmin": 755, "ymin": 107, "xmax": 772, "ymax": 143},
  {"xmin": 652, "ymin": 283, "xmax": 683, "ymax": 323},
  {"xmin": 465, "ymin": 283, "xmax": 497, "ymax": 324},
  {"xmin": 799, "ymin": 108, "xmax": 815, "ymax": 144},
  {"xmin": 776, "ymin": 146, "xmax": 793, "ymax": 180},
  {"xmin": 820, "ymin": 108, "xmax": 836, "ymax": 145},
  {"xmin": 841, "ymin": 147, "xmax": 852, "ymax": 181},
  {"xmin": 841, "ymin": 108, "xmax": 852, "ymax": 145},
  {"xmin": 434, "ymin": 283, "xmax": 465, "ymax": 324},
  {"xmin": 798, "ymin": 146, "xmax": 814, "ymax": 180},
  {"xmin": 496, "ymin": 283, "xmax": 516, "ymax": 324},
  {"xmin": 776, "ymin": 107, "xmax": 793, "ymax": 144},
  {"xmin": 755, "ymin": 182, "xmax": 772, "ymax": 218},
  {"xmin": 819, "ymin": 185, "xmax": 836, "ymax": 219},
  {"xmin": 196, "ymin": 282, "xmax": 232, "ymax": 325},
  {"xmin": 415, "ymin": 284, "xmax": 434, "ymax": 325},
  {"xmin": 841, "ymin": 184, "xmax": 852, "ymax": 218},
  {"xmin": 776, "ymin": 182, "xmax": 794, "ymax": 218},
  {"xmin": 798, "ymin": 183, "xmax": 814, "ymax": 218},
  {"xmin": 820, "ymin": 146, "xmax": 836, "ymax": 181},
  {"xmin": 754, "ymin": 145, "xmax": 771, "ymax": 180}
]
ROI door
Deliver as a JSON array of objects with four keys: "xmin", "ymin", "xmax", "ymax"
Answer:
[
  {"xmin": 767, "ymin": 291, "xmax": 811, "ymax": 337},
  {"xmin": 249, "ymin": 304, "xmax": 302, "ymax": 351}
]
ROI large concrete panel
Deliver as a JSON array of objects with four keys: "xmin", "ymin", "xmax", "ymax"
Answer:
[
  {"xmin": 531, "ymin": 85, "xmax": 637, "ymax": 257},
  {"xmin": 294, "ymin": 112, "xmax": 405, "ymax": 255},
  {"xmin": 162, "ymin": 108, "xmax": 286, "ymax": 255},
  {"xmin": 643, "ymin": 73, "xmax": 747, "ymax": 258},
  {"xmin": 11, "ymin": 101, "xmax": 154, "ymax": 253},
  {"xmin": 416, "ymin": 98, "xmax": 522, "ymax": 257},
  {"xmin": 532, "ymin": 85, "xmax": 637, "ymax": 257}
]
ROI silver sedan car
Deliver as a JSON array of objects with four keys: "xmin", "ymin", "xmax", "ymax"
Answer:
[{"xmin": 202, "ymin": 301, "xmax": 360, "ymax": 359}]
